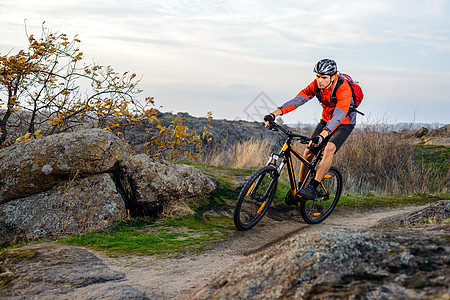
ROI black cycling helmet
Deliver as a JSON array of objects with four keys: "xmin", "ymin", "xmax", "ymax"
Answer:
[{"xmin": 314, "ymin": 59, "xmax": 337, "ymax": 75}]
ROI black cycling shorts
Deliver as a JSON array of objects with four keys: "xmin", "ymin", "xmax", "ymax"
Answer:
[{"xmin": 308, "ymin": 119, "xmax": 354, "ymax": 153}]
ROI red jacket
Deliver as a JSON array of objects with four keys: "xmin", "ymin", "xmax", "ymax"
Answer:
[{"xmin": 279, "ymin": 77, "xmax": 355, "ymax": 133}]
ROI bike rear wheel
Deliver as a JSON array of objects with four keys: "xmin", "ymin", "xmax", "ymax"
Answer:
[
  {"xmin": 300, "ymin": 166, "xmax": 342, "ymax": 224},
  {"xmin": 234, "ymin": 165, "xmax": 278, "ymax": 231}
]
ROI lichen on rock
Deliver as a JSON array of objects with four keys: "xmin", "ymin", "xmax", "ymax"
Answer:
[
  {"xmin": 0, "ymin": 173, "xmax": 126, "ymax": 244},
  {"xmin": 0, "ymin": 243, "xmax": 148, "ymax": 299},
  {"xmin": 119, "ymin": 154, "xmax": 217, "ymax": 217},
  {"xmin": 0, "ymin": 128, "xmax": 218, "ymax": 246},
  {"xmin": 0, "ymin": 128, "xmax": 134, "ymax": 203},
  {"xmin": 191, "ymin": 227, "xmax": 450, "ymax": 299}
]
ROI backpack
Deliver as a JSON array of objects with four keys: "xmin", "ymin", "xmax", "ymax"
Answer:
[{"xmin": 315, "ymin": 73, "xmax": 365, "ymax": 116}]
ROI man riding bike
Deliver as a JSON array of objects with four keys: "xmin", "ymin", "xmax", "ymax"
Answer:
[{"xmin": 264, "ymin": 59, "xmax": 356, "ymax": 201}]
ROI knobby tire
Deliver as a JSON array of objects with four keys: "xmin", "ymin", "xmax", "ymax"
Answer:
[
  {"xmin": 234, "ymin": 165, "xmax": 278, "ymax": 231},
  {"xmin": 299, "ymin": 166, "xmax": 342, "ymax": 224}
]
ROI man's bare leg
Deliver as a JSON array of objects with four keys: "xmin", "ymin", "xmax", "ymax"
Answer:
[
  {"xmin": 314, "ymin": 142, "xmax": 336, "ymax": 182},
  {"xmin": 298, "ymin": 148, "xmax": 315, "ymax": 185},
  {"xmin": 299, "ymin": 142, "xmax": 336, "ymax": 199}
]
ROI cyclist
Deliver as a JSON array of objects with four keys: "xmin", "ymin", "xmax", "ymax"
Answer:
[{"xmin": 264, "ymin": 59, "xmax": 355, "ymax": 201}]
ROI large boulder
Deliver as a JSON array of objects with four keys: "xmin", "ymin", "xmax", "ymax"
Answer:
[
  {"xmin": 0, "ymin": 173, "xmax": 126, "ymax": 245},
  {"xmin": 191, "ymin": 228, "xmax": 449, "ymax": 299},
  {"xmin": 0, "ymin": 243, "xmax": 149, "ymax": 299},
  {"xmin": 0, "ymin": 128, "xmax": 218, "ymax": 245},
  {"xmin": 0, "ymin": 128, "xmax": 134, "ymax": 203},
  {"xmin": 119, "ymin": 154, "xmax": 217, "ymax": 216}
]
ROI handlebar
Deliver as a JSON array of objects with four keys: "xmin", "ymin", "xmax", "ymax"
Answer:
[{"xmin": 266, "ymin": 121, "xmax": 311, "ymax": 144}]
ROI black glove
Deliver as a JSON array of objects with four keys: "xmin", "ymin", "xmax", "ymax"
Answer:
[
  {"xmin": 263, "ymin": 113, "xmax": 275, "ymax": 124},
  {"xmin": 311, "ymin": 134, "xmax": 324, "ymax": 145}
]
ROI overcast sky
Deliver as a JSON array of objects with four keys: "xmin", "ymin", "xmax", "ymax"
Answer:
[{"xmin": 1, "ymin": 0, "xmax": 449, "ymax": 125}]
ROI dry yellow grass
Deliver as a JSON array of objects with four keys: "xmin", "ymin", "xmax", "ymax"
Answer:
[
  {"xmin": 201, "ymin": 125, "xmax": 448, "ymax": 195},
  {"xmin": 202, "ymin": 138, "xmax": 274, "ymax": 169}
]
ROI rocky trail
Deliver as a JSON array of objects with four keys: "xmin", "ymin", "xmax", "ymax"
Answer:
[{"xmin": 97, "ymin": 204, "xmax": 431, "ymax": 299}]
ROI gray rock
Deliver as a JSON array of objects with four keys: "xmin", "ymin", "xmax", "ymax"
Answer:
[
  {"xmin": 61, "ymin": 283, "xmax": 151, "ymax": 300},
  {"xmin": 425, "ymin": 124, "xmax": 450, "ymax": 137},
  {"xmin": 191, "ymin": 228, "xmax": 450, "ymax": 299},
  {"xmin": 119, "ymin": 154, "xmax": 217, "ymax": 216},
  {"xmin": 0, "ymin": 243, "xmax": 145, "ymax": 299},
  {"xmin": 402, "ymin": 127, "xmax": 429, "ymax": 138},
  {"xmin": 377, "ymin": 200, "xmax": 450, "ymax": 227},
  {"xmin": 0, "ymin": 128, "xmax": 134, "ymax": 203},
  {"xmin": 0, "ymin": 173, "xmax": 126, "ymax": 245},
  {"xmin": 0, "ymin": 127, "xmax": 218, "ymax": 245}
]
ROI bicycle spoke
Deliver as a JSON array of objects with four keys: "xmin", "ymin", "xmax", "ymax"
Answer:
[
  {"xmin": 300, "ymin": 166, "xmax": 342, "ymax": 224},
  {"xmin": 234, "ymin": 166, "xmax": 278, "ymax": 230}
]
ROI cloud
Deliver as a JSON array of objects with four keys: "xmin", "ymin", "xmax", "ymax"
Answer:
[
  {"xmin": 6, "ymin": 0, "xmax": 448, "ymax": 61},
  {"xmin": 1, "ymin": 0, "xmax": 449, "ymax": 124}
]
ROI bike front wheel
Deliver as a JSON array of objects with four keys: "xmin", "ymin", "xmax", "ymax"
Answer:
[
  {"xmin": 300, "ymin": 166, "xmax": 342, "ymax": 224},
  {"xmin": 234, "ymin": 165, "xmax": 278, "ymax": 231}
]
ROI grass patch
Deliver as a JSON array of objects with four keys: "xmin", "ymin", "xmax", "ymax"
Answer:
[
  {"xmin": 59, "ymin": 215, "xmax": 234, "ymax": 256},
  {"xmin": 181, "ymin": 162, "xmax": 253, "ymax": 210},
  {"xmin": 338, "ymin": 193, "xmax": 447, "ymax": 209},
  {"xmin": 272, "ymin": 180, "xmax": 292, "ymax": 206},
  {"xmin": 265, "ymin": 185, "xmax": 446, "ymax": 210},
  {"xmin": 0, "ymin": 238, "xmax": 47, "ymax": 254},
  {"xmin": 180, "ymin": 161, "xmax": 253, "ymax": 183},
  {"xmin": 414, "ymin": 144, "xmax": 449, "ymax": 174}
]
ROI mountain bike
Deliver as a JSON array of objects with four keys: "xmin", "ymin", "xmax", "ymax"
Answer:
[{"xmin": 233, "ymin": 121, "xmax": 343, "ymax": 230}]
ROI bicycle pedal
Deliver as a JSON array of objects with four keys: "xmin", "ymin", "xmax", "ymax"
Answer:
[{"xmin": 313, "ymin": 193, "xmax": 329, "ymax": 201}]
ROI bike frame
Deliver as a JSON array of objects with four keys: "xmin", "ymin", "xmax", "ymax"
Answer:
[{"xmin": 266, "ymin": 123, "xmax": 325, "ymax": 198}]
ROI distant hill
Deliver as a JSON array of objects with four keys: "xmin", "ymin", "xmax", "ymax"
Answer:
[
  {"xmin": 2, "ymin": 108, "xmax": 447, "ymax": 149},
  {"xmin": 287, "ymin": 122, "xmax": 447, "ymax": 131},
  {"xmin": 387, "ymin": 122, "xmax": 446, "ymax": 131},
  {"xmin": 122, "ymin": 111, "xmax": 288, "ymax": 152},
  {"xmin": 120, "ymin": 112, "xmax": 450, "ymax": 151}
]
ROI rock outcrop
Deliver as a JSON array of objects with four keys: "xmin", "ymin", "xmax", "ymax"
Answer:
[
  {"xmin": 0, "ymin": 174, "xmax": 126, "ymax": 245},
  {"xmin": 426, "ymin": 124, "xmax": 450, "ymax": 137},
  {"xmin": 0, "ymin": 243, "xmax": 149, "ymax": 299},
  {"xmin": 0, "ymin": 128, "xmax": 133, "ymax": 203},
  {"xmin": 191, "ymin": 226, "xmax": 450, "ymax": 299},
  {"xmin": 1, "ymin": 201, "xmax": 448, "ymax": 299},
  {"xmin": 377, "ymin": 200, "xmax": 450, "ymax": 227},
  {"xmin": 0, "ymin": 129, "xmax": 216, "ymax": 245},
  {"xmin": 119, "ymin": 154, "xmax": 217, "ymax": 217},
  {"xmin": 403, "ymin": 127, "xmax": 429, "ymax": 138},
  {"xmin": 407, "ymin": 124, "xmax": 450, "ymax": 146}
]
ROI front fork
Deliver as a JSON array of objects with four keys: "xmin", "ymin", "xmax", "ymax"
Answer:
[
  {"xmin": 267, "ymin": 151, "xmax": 325, "ymax": 198},
  {"xmin": 266, "ymin": 153, "xmax": 285, "ymax": 175}
]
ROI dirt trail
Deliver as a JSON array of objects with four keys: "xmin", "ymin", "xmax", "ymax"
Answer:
[{"xmin": 99, "ymin": 205, "xmax": 428, "ymax": 299}]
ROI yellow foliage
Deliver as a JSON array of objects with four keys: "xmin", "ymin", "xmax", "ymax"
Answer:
[
  {"xmin": 15, "ymin": 133, "xmax": 31, "ymax": 143},
  {"xmin": 14, "ymin": 130, "xmax": 42, "ymax": 144},
  {"xmin": 1, "ymin": 25, "xmax": 214, "ymax": 159},
  {"xmin": 33, "ymin": 129, "xmax": 43, "ymax": 138},
  {"xmin": 145, "ymin": 112, "xmax": 214, "ymax": 161}
]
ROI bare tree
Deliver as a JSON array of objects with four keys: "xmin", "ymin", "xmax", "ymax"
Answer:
[
  {"xmin": 0, "ymin": 23, "xmax": 213, "ymax": 161},
  {"xmin": 0, "ymin": 23, "xmax": 156, "ymax": 146}
]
